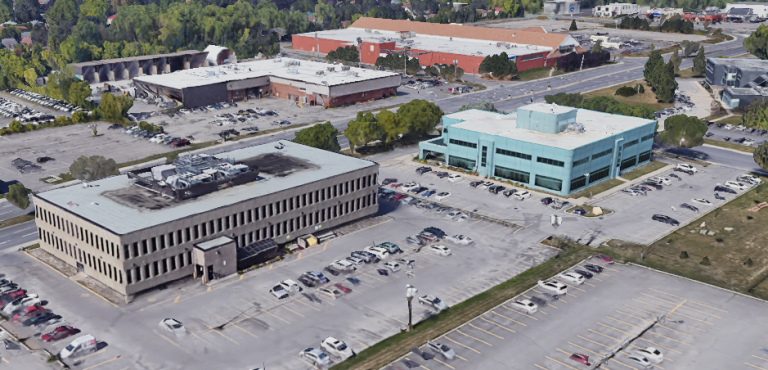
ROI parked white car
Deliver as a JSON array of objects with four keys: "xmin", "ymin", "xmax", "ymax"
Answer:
[
  {"xmin": 537, "ymin": 280, "xmax": 568, "ymax": 295},
  {"xmin": 402, "ymin": 182, "xmax": 420, "ymax": 192},
  {"xmin": 447, "ymin": 210, "xmax": 464, "ymax": 218},
  {"xmin": 445, "ymin": 235, "xmax": 473, "ymax": 245},
  {"xmin": 509, "ymin": 299, "xmax": 538, "ymax": 314},
  {"xmin": 514, "ymin": 191, "xmax": 532, "ymax": 200},
  {"xmin": 383, "ymin": 261, "xmax": 401, "ymax": 272},
  {"xmin": 691, "ymin": 198, "xmax": 713, "ymax": 206},
  {"xmin": 3, "ymin": 294, "xmax": 39, "ymax": 314},
  {"xmin": 364, "ymin": 246, "xmax": 390, "ymax": 260},
  {"xmin": 269, "ymin": 284, "xmax": 289, "ymax": 299},
  {"xmin": 434, "ymin": 192, "xmax": 451, "ymax": 201},
  {"xmin": 321, "ymin": 336, "xmax": 355, "ymax": 360},
  {"xmin": 635, "ymin": 347, "xmax": 663, "ymax": 364},
  {"xmin": 426, "ymin": 244, "xmax": 452, "ymax": 257},
  {"xmin": 478, "ymin": 181, "xmax": 494, "ymax": 190},
  {"xmin": 676, "ymin": 163, "xmax": 698, "ymax": 173},
  {"xmin": 738, "ymin": 174, "xmax": 762, "ymax": 185},
  {"xmin": 317, "ymin": 287, "xmax": 343, "ymax": 300},
  {"xmin": 278, "ymin": 279, "xmax": 303, "ymax": 292},
  {"xmin": 651, "ymin": 177, "xmax": 671, "ymax": 186},
  {"xmin": 724, "ymin": 181, "xmax": 748, "ymax": 191},
  {"xmin": 723, "ymin": 123, "xmax": 734, "ymax": 130},
  {"xmin": 557, "ymin": 271, "xmax": 585, "ymax": 285},
  {"xmin": 299, "ymin": 348, "xmax": 331, "ymax": 367},
  {"xmin": 627, "ymin": 354, "xmax": 653, "ymax": 368},
  {"xmin": 448, "ymin": 174, "xmax": 462, "ymax": 182},
  {"xmin": 331, "ymin": 259, "xmax": 357, "ymax": 272},
  {"xmin": 159, "ymin": 318, "xmax": 187, "ymax": 336},
  {"xmin": 419, "ymin": 295, "xmax": 449, "ymax": 311}
]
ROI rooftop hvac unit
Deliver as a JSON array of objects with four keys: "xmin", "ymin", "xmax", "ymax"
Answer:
[
  {"xmin": 341, "ymin": 66, "xmax": 351, "ymax": 71},
  {"xmin": 327, "ymin": 66, "xmax": 336, "ymax": 72},
  {"xmin": 403, "ymin": 39, "xmax": 414, "ymax": 45},
  {"xmin": 496, "ymin": 42, "xmax": 504, "ymax": 47},
  {"xmin": 287, "ymin": 68, "xmax": 299, "ymax": 74},
  {"xmin": 365, "ymin": 28, "xmax": 372, "ymax": 33},
  {"xmin": 316, "ymin": 70, "xmax": 325, "ymax": 76},
  {"xmin": 346, "ymin": 70, "xmax": 358, "ymax": 77}
]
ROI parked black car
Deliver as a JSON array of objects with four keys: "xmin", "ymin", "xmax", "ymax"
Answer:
[
  {"xmin": 541, "ymin": 197, "xmax": 553, "ymax": 205},
  {"xmin": 382, "ymin": 178, "xmax": 397, "ymax": 185},
  {"xmin": 351, "ymin": 251, "xmax": 379, "ymax": 263},
  {"xmin": 22, "ymin": 313, "xmax": 59, "ymax": 327},
  {"xmin": 297, "ymin": 275, "xmax": 316, "ymax": 287},
  {"xmin": 502, "ymin": 189, "xmax": 517, "ymax": 197},
  {"xmin": 584, "ymin": 264, "xmax": 604, "ymax": 274},
  {"xmin": 488, "ymin": 185, "xmax": 505, "ymax": 194},
  {"xmin": 469, "ymin": 181, "xmax": 483, "ymax": 187},
  {"xmin": 436, "ymin": 172, "xmax": 449, "ymax": 178},
  {"xmin": 574, "ymin": 269, "xmax": 593, "ymax": 279},
  {"xmin": 652, "ymin": 214, "xmax": 680, "ymax": 226},
  {"xmin": 681, "ymin": 203, "xmax": 699, "ymax": 212},
  {"xmin": 714, "ymin": 185, "xmax": 737, "ymax": 194},
  {"xmin": 423, "ymin": 226, "xmax": 446, "ymax": 238},
  {"xmin": 416, "ymin": 166, "xmax": 432, "ymax": 175}
]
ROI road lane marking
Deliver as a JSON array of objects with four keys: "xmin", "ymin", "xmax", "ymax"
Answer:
[
  {"xmin": 598, "ymin": 322, "xmax": 630, "ymax": 335},
  {"xmin": 534, "ymin": 364, "xmax": 550, "ymax": 370},
  {"xmin": 746, "ymin": 363, "xmax": 768, "ymax": 370},
  {"xmin": 278, "ymin": 304, "xmax": 305, "ymax": 318},
  {"xmin": 260, "ymin": 309, "xmax": 291, "ymax": 324},
  {"xmin": 432, "ymin": 356, "xmax": 454, "ymax": 369},
  {"xmin": 468, "ymin": 323, "xmax": 504, "ymax": 339},
  {"xmin": 490, "ymin": 311, "xmax": 526, "ymax": 326},
  {"xmin": 450, "ymin": 285, "xmax": 473, "ymax": 296},
  {"xmin": 567, "ymin": 342, "xmax": 603, "ymax": 357},
  {"xmin": 648, "ymin": 288, "xmax": 728, "ymax": 312},
  {"xmin": 479, "ymin": 316, "xmax": 516, "ymax": 333},
  {"xmin": 456, "ymin": 329, "xmax": 492, "ymax": 346},
  {"xmin": 457, "ymin": 279, "xmax": 484, "ymax": 290},
  {"xmin": 231, "ymin": 323, "xmax": 259, "ymax": 339},
  {"xmin": 754, "ymin": 356, "xmax": 768, "ymax": 364},
  {"xmin": 21, "ymin": 232, "xmax": 37, "ymax": 237},
  {"xmin": 443, "ymin": 336, "xmax": 481, "ymax": 354},
  {"xmin": 173, "ymin": 296, "xmax": 180, "ymax": 303},
  {"xmin": 363, "ymin": 272, "xmax": 386, "ymax": 282},
  {"xmin": 500, "ymin": 305, "xmax": 538, "ymax": 320},
  {"xmin": 80, "ymin": 357, "xmax": 121, "ymax": 370}
]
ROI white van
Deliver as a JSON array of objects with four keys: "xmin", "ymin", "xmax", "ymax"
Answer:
[{"xmin": 59, "ymin": 334, "xmax": 97, "ymax": 359}]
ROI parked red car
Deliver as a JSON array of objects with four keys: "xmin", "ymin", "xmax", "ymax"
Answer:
[
  {"xmin": 40, "ymin": 326, "xmax": 76, "ymax": 342},
  {"xmin": 334, "ymin": 283, "xmax": 352, "ymax": 294},
  {"xmin": 570, "ymin": 353, "xmax": 591, "ymax": 366},
  {"xmin": 390, "ymin": 183, "xmax": 403, "ymax": 188},
  {"xmin": 594, "ymin": 254, "xmax": 614, "ymax": 264},
  {"xmin": 0, "ymin": 290, "xmax": 26, "ymax": 307},
  {"xmin": 13, "ymin": 304, "xmax": 43, "ymax": 320},
  {"xmin": 171, "ymin": 138, "xmax": 190, "ymax": 148},
  {"xmin": 392, "ymin": 193, "xmax": 406, "ymax": 201}
]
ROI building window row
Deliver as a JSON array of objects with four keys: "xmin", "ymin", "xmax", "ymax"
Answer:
[
  {"xmin": 641, "ymin": 134, "xmax": 654, "ymax": 142},
  {"xmin": 589, "ymin": 166, "xmax": 610, "ymax": 183},
  {"xmin": 449, "ymin": 156, "xmax": 476, "ymax": 171},
  {"xmin": 449, "ymin": 139, "xmax": 477, "ymax": 149},
  {"xmin": 535, "ymin": 175, "xmax": 563, "ymax": 191},
  {"xmin": 620, "ymin": 156, "xmax": 637, "ymax": 171},
  {"xmin": 623, "ymin": 139, "xmax": 639, "ymax": 149},
  {"xmin": 536, "ymin": 156, "xmax": 564, "ymax": 167},
  {"xmin": 37, "ymin": 207, "xmax": 120, "ymax": 260},
  {"xmin": 40, "ymin": 228, "xmax": 123, "ymax": 284},
  {"xmin": 520, "ymin": 54, "xmax": 543, "ymax": 62},
  {"xmin": 496, "ymin": 148, "xmax": 532, "ymax": 160},
  {"xmin": 591, "ymin": 148, "xmax": 613, "ymax": 161},
  {"xmin": 638, "ymin": 150, "xmax": 651, "ymax": 163},
  {"xmin": 570, "ymin": 175, "xmax": 587, "ymax": 191},
  {"xmin": 126, "ymin": 252, "xmax": 192, "ymax": 285},
  {"xmin": 494, "ymin": 166, "xmax": 530, "ymax": 184},
  {"xmin": 573, "ymin": 157, "xmax": 590, "ymax": 167},
  {"xmin": 122, "ymin": 175, "xmax": 376, "ymax": 260}
]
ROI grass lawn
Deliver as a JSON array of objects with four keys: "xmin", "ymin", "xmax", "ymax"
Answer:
[
  {"xmin": 599, "ymin": 176, "xmax": 768, "ymax": 300},
  {"xmin": 39, "ymin": 172, "xmax": 75, "ymax": 185},
  {"xmin": 620, "ymin": 160, "xmax": 669, "ymax": 180},
  {"xmin": 704, "ymin": 138, "xmax": 756, "ymax": 154},
  {"xmin": 701, "ymin": 33, "xmax": 734, "ymax": 44},
  {"xmin": 518, "ymin": 66, "xmax": 563, "ymax": 81},
  {"xmin": 331, "ymin": 242, "xmax": 598, "ymax": 370},
  {"xmin": 567, "ymin": 178, "xmax": 625, "ymax": 199},
  {"xmin": 676, "ymin": 67, "xmax": 704, "ymax": 79},
  {"xmin": 458, "ymin": 81, "xmax": 487, "ymax": 91},
  {"xmin": 712, "ymin": 115, "xmax": 742, "ymax": 125},
  {"xmin": 565, "ymin": 204, "xmax": 614, "ymax": 217},
  {"xmin": 626, "ymin": 45, "xmax": 679, "ymax": 57},
  {"xmin": 582, "ymin": 79, "xmax": 673, "ymax": 112},
  {"xmin": 0, "ymin": 212, "xmax": 35, "ymax": 231}
]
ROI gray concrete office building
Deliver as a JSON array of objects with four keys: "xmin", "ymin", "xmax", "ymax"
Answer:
[{"xmin": 32, "ymin": 141, "xmax": 379, "ymax": 298}]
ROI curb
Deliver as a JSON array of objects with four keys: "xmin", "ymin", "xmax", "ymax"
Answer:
[{"xmin": 702, "ymin": 143, "xmax": 752, "ymax": 156}]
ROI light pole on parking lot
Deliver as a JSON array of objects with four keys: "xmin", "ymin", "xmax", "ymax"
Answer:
[{"xmin": 406, "ymin": 284, "xmax": 418, "ymax": 332}]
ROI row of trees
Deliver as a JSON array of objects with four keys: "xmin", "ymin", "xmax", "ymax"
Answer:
[
  {"xmin": 544, "ymin": 93, "xmax": 655, "ymax": 120},
  {"xmin": 344, "ymin": 99, "xmax": 442, "ymax": 153},
  {"xmin": 643, "ymin": 50, "xmax": 677, "ymax": 102},
  {"xmin": 375, "ymin": 53, "xmax": 421, "ymax": 75},
  {"xmin": 325, "ymin": 45, "xmax": 359, "ymax": 63},
  {"xmin": 478, "ymin": 52, "xmax": 518, "ymax": 80},
  {"xmin": 619, "ymin": 16, "xmax": 650, "ymax": 31},
  {"xmin": 740, "ymin": 99, "xmax": 768, "ymax": 129},
  {"xmin": 659, "ymin": 16, "xmax": 695, "ymax": 34}
]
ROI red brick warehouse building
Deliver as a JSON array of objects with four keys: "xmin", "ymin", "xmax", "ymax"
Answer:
[{"xmin": 292, "ymin": 17, "xmax": 587, "ymax": 74}]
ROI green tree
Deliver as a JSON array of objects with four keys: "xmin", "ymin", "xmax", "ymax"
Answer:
[
  {"xmin": 670, "ymin": 48, "xmax": 682, "ymax": 73},
  {"xmin": 397, "ymin": 99, "xmax": 442, "ymax": 136},
  {"xmin": 569, "ymin": 20, "xmax": 577, "ymax": 31},
  {"xmin": 68, "ymin": 81, "xmax": 93, "ymax": 109},
  {"xmin": 79, "ymin": 0, "xmax": 110, "ymax": 22},
  {"xmin": 376, "ymin": 110, "xmax": 407, "ymax": 148},
  {"xmin": 458, "ymin": 101, "xmax": 498, "ymax": 112},
  {"xmin": 46, "ymin": 0, "xmax": 79, "ymax": 52},
  {"xmin": 325, "ymin": 45, "xmax": 359, "ymax": 63},
  {"xmin": 14, "ymin": 0, "xmax": 40, "ymax": 23},
  {"xmin": 478, "ymin": 52, "xmax": 517, "ymax": 79},
  {"xmin": 679, "ymin": 251, "xmax": 689, "ymax": 259},
  {"xmin": 754, "ymin": 142, "xmax": 768, "ymax": 172},
  {"xmin": 345, "ymin": 112, "xmax": 378, "ymax": 153},
  {"xmin": 70, "ymin": 20, "xmax": 103, "ymax": 47},
  {"xmin": 294, "ymin": 121, "xmax": 341, "ymax": 153},
  {"xmin": 744, "ymin": 23, "xmax": 768, "ymax": 60},
  {"xmin": 692, "ymin": 46, "xmax": 706, "ymax": 76},
  {"xmin": 657, "ymin": 114, "xmax": 707, "ymax": 148},
  {"xmin": 591, "ymin": 40, "xmax": 603, "ymax": 53},
  {"xmin": 0, "ymin": 26, "xmax": 20, "ymax": 41},
  {"xmin": 741, "ymin": 99, "xmax": 768, "ymax": 129},
  {"xmin": 69, "ymin": 155, "xmax": 120, "ymax": 181},
  {"xmin": 6, "ymin": 183, "xmax": 30, "ymax": 210},
  {"xmin": 680, "ymin": 40, "xmax": 700, "ymax": 58},
  {"xmin": 544, "ymin": 92, "xmax": 584, "ymax": 108},
  {"xmin": 95, "ymin": 93, "xmax": 132, "ymax": 121},
  {"xmin": 644, "ymin": 50, "xmax": 664, "ymax": 87},
  {"xmin": 655, "ymin": 61, "xmax": 678, "ymax": 102},
  {"xmin": 700, "ymin": 256, "xmax": 711, "ymax": 266}
]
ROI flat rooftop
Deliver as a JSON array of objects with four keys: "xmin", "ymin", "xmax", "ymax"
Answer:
[
  {"xmin": 448, "ymin": 104, "xmax": 655, "ymax": 150},
  {"xmin": 708, "ymin": 58, "xmax": 768, "ymax": 70},
  {"xmin": 133, "ymin": 58, "xmax": 399, "ymax": 90},
  {"xmin": 299, "ymin": 28, "xmax": 552, "ymax": 58},
  {"xmin": 36, "ymin": 141, "xmax": 377, "ymax": 235}
]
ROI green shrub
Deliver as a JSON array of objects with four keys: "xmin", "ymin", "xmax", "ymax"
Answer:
[{"xmin": 615, "ymin": 86, "xmax": 638, "ymax": 97}]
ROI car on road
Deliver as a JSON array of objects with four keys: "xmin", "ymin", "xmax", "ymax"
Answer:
[
  {"xmin": 510, "ymin": 299, "xmax": 537, "ymax": 314},
  {"xmin": 299, "ymin": 348, "xmax": 331, "ymax": 367},
  {"xmin": 714, "ymin": 185, "xmax": 737, "ymax": 194},
  {"xmin": 584, "ymin": 264, "xmax": 603, "ymax": 274},
  {"xmin": 692, "ymin": 198, "xmax": 713, "ymax": 206},
  {"xmin": 627, "ymin": 354, "xmax": 652, "ymax": 367},
  {"xmin": 377, "ymin": 242, "xmax": 402, "ymax": 254},
  {"xmin": 434, "ymin": 192, "xmax": 451, "ymax": 201},
  {"xmin": 636, "ymin": 347, "xmax": 663, "ymax": 364},
  {"xmin": 448, "ymin": 174, "xmax": 462, "ymax": 182},
  {"xmin": 364, "ymin": 246, "xmax": 390, "ymax": 259},
  {"xmin": 321, "ymin": 337, "xmax": 355, "ymax": 360},
  {"xmin": 318, "ymin": 287, "xmax": 344, "ymax": 300},
  {"xmin": 3, "ymin": 294, "xmax": 39, "ymax": 315},
  {"xmin": 417, "ymin": 231, "xmax": 438, "ymax": 243},
  {"xmin": 558, "ymin": 271, "xmax": 585, "ymax": 285},
  {"xmin": 269, "ymin": 284, "xmax": 289, "ymax": 299},
  {"xmin": 159, "ymin": 318, "xmax": 186, "ymax": 336},
  {"xmin": 594, "ymin": 254, "xmax": 613, "ymax": 264},
  {"xmin": 574, "ymin": 269, "xmax": 593, "ymax": 279},
  {"xmin": 537, "ymin": 280, "xmax": 567, "ymax": 295},
  {"xmin": 383, "ymin": 261, "xmax": 401, "ymax": 272},
  {"xmin": 445, "ymin": 235, "xmax": 473, "ymax": 245},
  {"xmin": 426, "ymin": 340, "xmax": 455, "ymax": 360},
  {"xmin": 514, "ymin": 190, "xmax": 532, "ymax": 200},
  {"xmin": 569, "ymin": 353, "xmax": 591, "ymax": 366},
  {"xmin": 351, "ymin": 251, "xmax": 378, "ymax": 263},
  {"xmin": 652, "ymin": 214, "xmax": 680, "ymax": 226},
  {"xmin": 40, "ymin": 326, "xmax": 76, "ymax": 342},
  {"xmin": 423, "ymin": 227, "xmax": 446, "ymax": 238},
  {"xmin": 676, "ymin": 163, "xmax": 698, "ymax": 173},
  {"xmin": 426, "ymin": 245, "xmax": 451, "ymax": 256},
  {"xmin": 725, "ymin": 181, "xmax": 748, "ymax": 191},
  {"xmin": 681, "ymin": 203, "xmax": 699, "ymax": 212},
  {"xmin": 331, "ymin": 259, "xmax": 357, "ymax": 272},
  {"xmin": 419, "ymin": 295, "xmax": 449, "ymax": 311}
]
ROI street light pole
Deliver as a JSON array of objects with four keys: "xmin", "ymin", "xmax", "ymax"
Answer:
[{"xmin": 406, "ymin": 284, "xmax": 418, "ymax": 332}]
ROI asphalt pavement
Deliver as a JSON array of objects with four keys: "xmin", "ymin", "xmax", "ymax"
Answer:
[{"xmin": 0, "ymin": 199, "xmax": 32, "ymax": 222}]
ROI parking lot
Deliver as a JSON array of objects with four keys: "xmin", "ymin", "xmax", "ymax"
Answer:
[
  {"xmin": 385, "ymin": 260, "xmax": 768, "ymax": 370},
  {"xmin": 706, "ymin": 122, "xmax": 768, "ymax": 148},
  {"xmin": 0, "ymin": 198, "xmax": 557, "ymax": 370},
  {"xmin": 379, "ymin": 157, "xmax": 752, "ymax": 246}
]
